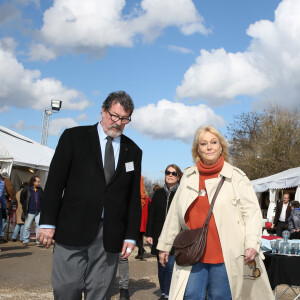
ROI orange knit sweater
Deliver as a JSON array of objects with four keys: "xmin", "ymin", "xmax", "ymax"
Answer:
[{"xmin": 185, "ymin": 156, "xmax": 224, "ymax": 264}]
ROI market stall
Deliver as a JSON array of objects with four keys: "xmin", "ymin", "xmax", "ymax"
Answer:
[
  {"xmin": 0, "ymin": 126, "xmax": 54, "ymax": 191},
  {"xmin": 252, "ymin": 167, "xmax": 300, "ymax": 224}
]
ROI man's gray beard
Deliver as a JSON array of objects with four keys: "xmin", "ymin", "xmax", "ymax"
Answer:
[{"xmin": 107, "ymin": 126, "xmax": 122, "ymax": 138}]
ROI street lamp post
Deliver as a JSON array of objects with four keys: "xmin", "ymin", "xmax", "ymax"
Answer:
[{"xmin": 40, "ymin": 99, "xmax": 62, "ymax": 146}]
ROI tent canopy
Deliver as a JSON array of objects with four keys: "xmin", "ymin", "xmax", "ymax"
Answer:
[
  {"xmin": 252, "ymin": 167, "xmax": 300, "ymax": 193},
  {"xmin": 0, "ymin": 126, "xmax": 54, "ymax": 172}
]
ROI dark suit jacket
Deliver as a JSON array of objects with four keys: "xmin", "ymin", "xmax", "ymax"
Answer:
[
  {"xmin": 40, "ymin": 123, "xmax": 142, "ymax": 252},
  {"xmin": 273, "ymin": 201, "xmax": 291, "ymax": 225}
]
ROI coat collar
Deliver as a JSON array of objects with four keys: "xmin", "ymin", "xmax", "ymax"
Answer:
[
  {"xmin": 220, "ymin": 161, "xmax": 234, "ymax": 179},
  {"xmin": 185, "ymin": 161, "xmax": 234, "ymax": 180}
]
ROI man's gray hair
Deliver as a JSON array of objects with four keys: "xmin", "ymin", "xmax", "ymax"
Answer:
[{"xmin": 102, "ymin": 91, "xmax": 134, "ymax": 115}]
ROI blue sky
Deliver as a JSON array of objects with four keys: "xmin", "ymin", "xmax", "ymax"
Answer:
[{"xmin": 1, "ymin": 0, "xmax": 299, "ymax": 180}]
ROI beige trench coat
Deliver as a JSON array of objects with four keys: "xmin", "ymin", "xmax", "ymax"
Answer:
[
  {"xmin": 15, "ymin": 190, "xmax": 24, "ymax": 224},
  {"xmin": 157, "ymin": 162, "xmax": 274, "ymax": 300}
]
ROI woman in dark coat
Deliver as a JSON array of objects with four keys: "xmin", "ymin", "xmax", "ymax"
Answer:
[{"xmin": 146, "ymin": 164, "xmax": 183, "ymax": 300}]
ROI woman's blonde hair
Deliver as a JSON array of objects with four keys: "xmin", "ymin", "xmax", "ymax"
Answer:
[{"xmin": 191, "ymin": 125, "xmax": 229, "ymax": 164}]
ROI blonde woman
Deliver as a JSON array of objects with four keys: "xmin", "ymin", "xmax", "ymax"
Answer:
[{"xmin": 157, "ymin": 125, "xmax": 273, "ymax": 300}]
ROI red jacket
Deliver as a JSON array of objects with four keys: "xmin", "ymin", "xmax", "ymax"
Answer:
[{"xmin": 140, "ymin": 196, "xmax": 150, "ymax": 233}]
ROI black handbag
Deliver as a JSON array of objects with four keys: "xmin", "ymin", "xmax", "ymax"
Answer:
[{"xmin": 173, "ymin": 176, "xmax": 225, "ymax": 266}]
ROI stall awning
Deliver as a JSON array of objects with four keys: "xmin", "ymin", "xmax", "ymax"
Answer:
[
  {"xmin": 0, "ymin": 126, "xmax": 54, "ymax": 171},
  {"xmin": 251, "ymin": 167, "xmax": 300, "ymax": 193}
]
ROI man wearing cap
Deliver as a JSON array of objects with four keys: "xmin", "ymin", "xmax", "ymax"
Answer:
[{"xmin": 37, "ymin": 91, "xmax": 142, "ymax": 300}]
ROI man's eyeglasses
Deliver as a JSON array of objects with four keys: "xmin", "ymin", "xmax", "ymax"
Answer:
[
  {"xmin": 165, "ymin": 171, "xmax": 178, "ymax": 177},
  {"xmin": 237, "ymin": 255, "xmax": 261, "ymax": 279},
  {"xmin": 107, "ymin": 110, "xmax": 131, "ymax": 124}
]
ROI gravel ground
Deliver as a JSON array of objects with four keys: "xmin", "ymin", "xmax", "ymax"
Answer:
[{"xmin": 0, "ymin": 241, "xmax": 299, "ymax": 299}]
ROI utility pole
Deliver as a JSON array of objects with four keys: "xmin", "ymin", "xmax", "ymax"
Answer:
[
  {"xmin": 40, "ymin": 100, "xmax": 62, "ymax": 146},
  {"xmin": 40, "ymin": 110, "xmax": 53, "ymax": 145}
]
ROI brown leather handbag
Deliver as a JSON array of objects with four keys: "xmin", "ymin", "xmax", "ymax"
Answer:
[{"xmin": 173, "ymin": 176, "xmax": 225, "ymax": 266}]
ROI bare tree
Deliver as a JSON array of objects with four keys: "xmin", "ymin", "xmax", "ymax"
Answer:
[
  {"xmin": 227, "ymin": 106, "xmax": 300, "ymax": 180},
  {"xmin": 143, "ymin": 176, "xmax": 164, "ymax": 198}
]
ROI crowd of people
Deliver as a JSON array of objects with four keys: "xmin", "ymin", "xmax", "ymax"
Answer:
[
  {"xmin": 1, "ymin": 90, "xmax": 299, "ymax": 300},
  {"xmin": 0, "ymin": 174, "xmax": 43, "ymax": 251}
]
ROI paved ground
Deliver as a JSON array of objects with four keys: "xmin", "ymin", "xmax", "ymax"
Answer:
[
  {"xmin": 0, "ymin": 241, "xmax": 299, "ymax": 300},
  {"xmin": 0, "ymin": 241, "xmax": 159, "ymax": 300}
]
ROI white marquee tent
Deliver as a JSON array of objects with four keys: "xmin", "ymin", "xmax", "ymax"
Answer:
[
  {"xmin": 0, "ymin": 126, "xmax": 54, "ymax": 189},
  {"xmin": 251, "ymin": 167, "xmax": 300, "ymax": 222}
]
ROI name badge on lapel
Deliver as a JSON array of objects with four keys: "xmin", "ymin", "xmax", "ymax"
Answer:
[{"xmin": 125, "ymin": 161, "xmax": 134, "ymax": 172}]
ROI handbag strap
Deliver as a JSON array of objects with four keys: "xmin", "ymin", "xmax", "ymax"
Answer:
[{"xmin": 203, "ymin": 176, "xmax": 225, "ymax": 228}]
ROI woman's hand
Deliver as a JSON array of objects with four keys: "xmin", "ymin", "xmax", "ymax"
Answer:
[
  {"xmin": 159, "ymin": 251, "xmax": 169, "ymax": 267},
  {"xmin": 244, "ymin": 247, "xmax": 257, "ymax": 263},
  {"xmin": 146, "ymin": 237, "xmax": 153, "ymax": 245}
]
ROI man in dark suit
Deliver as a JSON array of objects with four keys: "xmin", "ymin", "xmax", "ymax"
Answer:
[
  {"xmin": 273, "ymin": 192, "xmax": 292, "ymax": 237},
  {"xmin": 37, "ymin": 91, "xmax": 142, "ymax": 300}
]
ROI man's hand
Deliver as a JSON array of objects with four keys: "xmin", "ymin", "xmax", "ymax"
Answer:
[
  {"xmin": 146, "ymin": 237, "xmax": 153, "ymax": 245},
  {"xmin": 37, "ymin": 228, "xmax": 55, "ymax": 248},
  {"xmin": 120, "ymin": 241, "xmax": 135, "ymax": 259},
  {"xmin": 244, "ymin": 248, "xmax": 257, "ymax": 263},
  {"xmin": 159, "ymin": 251, "xmax": 169, "ymax": 267}
]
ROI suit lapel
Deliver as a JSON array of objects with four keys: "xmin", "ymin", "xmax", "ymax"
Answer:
[{"xmin": 88, "ymin": 123, "xmax": 105, "ymax": 172}]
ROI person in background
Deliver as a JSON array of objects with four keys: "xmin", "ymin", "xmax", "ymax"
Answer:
[
  {"xmin": 135, "ymin": 175, "xmax": 147, "ymax": 260},
  {"xmin": 287, "ymin": 200, "xmax": 300, "ymax": 239},
  {"xmin": 273, "ymin": 193, "xmax": 291, "ymax": 237},
  {"xmin": 37, "ymin": 91, "xmax": 142, "ymax": 300},
  {"xmin": 136, "ymin": 193, "xmax": 151, "ymax": 260},
  {"xmin": 146, "ymin": 164, "xmax": 183, "ymax": 300},
  {"xmin": 157, "ymin": 125, "xmax": 273, "ymax": 300},
  {"xmin": 12, "ymin": 182, "xmax": 28, "ymax": 242},
  {"xmin": 0, "ymin": 172, "xmax": 15, "ymax": 243},
  {"xmin": 0, "ymin": 174, "xmax": 5, "ymax": 247},
  {"xmin": 152, "ymin": 184, "xmax": 161, "ymax": 194},
  {"xmin": 21, "ymin": 176, "xmax": 43, "ymax": 246},
  {"xmin": 119, "ymin": 175, "xmax": 146, "ymax": 300}
]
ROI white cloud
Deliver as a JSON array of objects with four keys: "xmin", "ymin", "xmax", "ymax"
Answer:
[
  {"xmin": 9, "ymin": 120, "xmax": 39, "ymax": 130},
  {"xmin": 0, "ymin": 2, "xmax": 20, "ymax": 25},
  {"xmin": 28, "ymin": 0, "xmax": 210, "ymax": 60},
  {"xmin": 177, "ymin": 48, "xmax": 271, "ymax": 106},
  {"xmin": 76, "ymin": 113, "xmax": 88, "ymax": 121},
  {"xmin": 130, "ymin": 99, "xmax": 225, "ymax": 143},
  {"xmin": 48, "ymin": 118, "xmax": 78, "ymax": 136},
  {"xmin": 167, "ymin": 45, "xmax": 194, "ymax": 54},
  {"xmin": 28, "ymin": 43, "xmax": 58, "ymax": 62},
  {"xmin": 10, "ymin": 120, "xmax": 26, "ymax": 130},
  {"xmin": 0, "ymin": 37, "xmax": 90, "ymax": 111},
  {"xmin": 176, "ymin": 0, "xmax": 300, "ymax": 109},
  {"xmin": 0, "ymin": 106, "xmax": 10, "ymax": 112}
]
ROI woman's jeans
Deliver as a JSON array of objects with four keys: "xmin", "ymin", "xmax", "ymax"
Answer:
[
  {"xmin": 157, "ymin": 254, "xmax": 175, "ymax": 297},
  {"xmin": 12, "ymin": 224, "xmax": 24, "ymax": 241},
  {"xmin": 23, "ymin": 213, "xmax": 40, "ymax": 244},
  {"xmin": 184, "ymin": 262, "xmax": 231, "ymax": 300}
]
